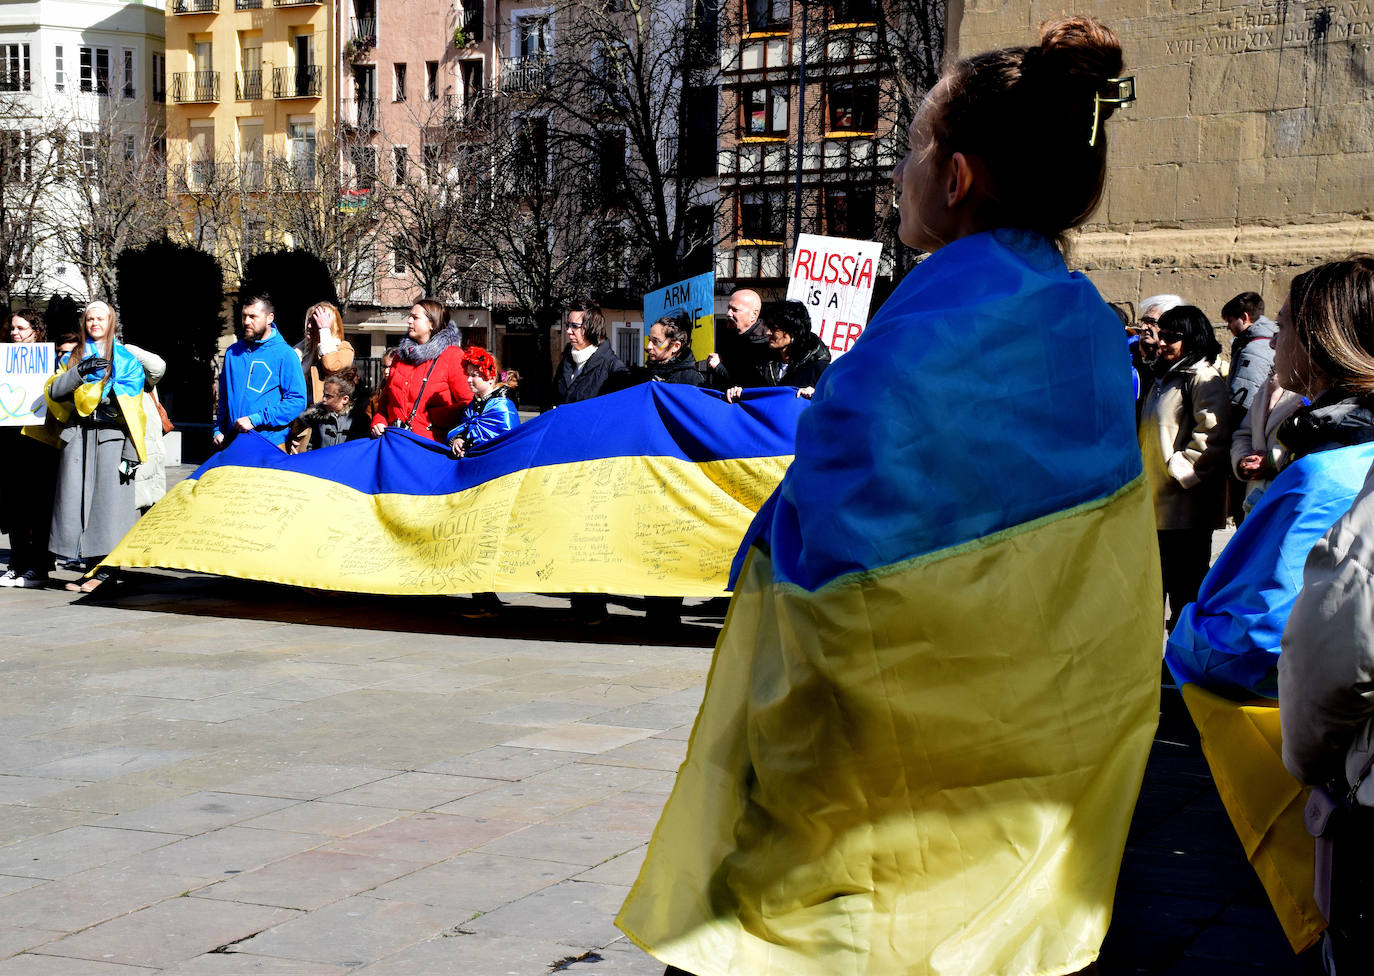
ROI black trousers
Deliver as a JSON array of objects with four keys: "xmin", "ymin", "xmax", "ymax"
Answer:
[{"xmin": 1158, "ymin": 528, "xmax": 1213, "ymax": 631}]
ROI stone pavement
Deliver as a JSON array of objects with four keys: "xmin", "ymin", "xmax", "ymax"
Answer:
[{"xmin": 0, "ymin": 517, "xmax": 1319, "ymax": 975}]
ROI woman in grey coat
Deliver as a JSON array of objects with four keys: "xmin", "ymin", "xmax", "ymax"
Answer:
[{"xmin": 45, "ymin": 301, "xmax": 147, "ymax": 593}]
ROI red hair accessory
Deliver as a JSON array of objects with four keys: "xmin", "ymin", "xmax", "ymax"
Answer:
[{"xmin": 464, "ymin": 346, "xmax": 498, "ymax": 381}]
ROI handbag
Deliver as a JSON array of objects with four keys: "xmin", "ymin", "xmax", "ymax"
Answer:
[
  {"xmin": 393, "ymin": 358, "xmax": 440, "ymax": 432},
  {"xmin": 1306, "ymin": 741, "xmax": 1374, "ymax": 973},
  {"xmin": 152, "ymin": 389, "xmax": 174, "ymax": 435}
]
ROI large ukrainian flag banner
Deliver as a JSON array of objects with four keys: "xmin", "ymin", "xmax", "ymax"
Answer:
[
  {"xmin": 105, "ymin": 384, "xmax": 803, "ymax": 595},
  {"xmin": 618, "ymin": 230, "xmax": 1163, "ymax": 976},
  {"xmin": 1164, "ymin": 443, "xmax": 1374, "ymax": 952}
]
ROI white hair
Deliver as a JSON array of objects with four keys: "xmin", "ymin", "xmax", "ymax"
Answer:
[{"xmin": 1140, "ymin": 294, "xmax": 1184, "ymax": 316}]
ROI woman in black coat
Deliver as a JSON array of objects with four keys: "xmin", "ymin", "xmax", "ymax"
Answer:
[
  {"xmin": 725, "ymin": 300, "xmax": 830, "ymax": 402},
  {"xmin": 554, "ymin": 299, "xmax": 629, "ymax": 405}
]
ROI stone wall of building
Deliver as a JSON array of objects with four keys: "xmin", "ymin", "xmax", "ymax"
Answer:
[{"xmin": 949, "ymin": 0, "xmax": 1373, "ymax": 317}]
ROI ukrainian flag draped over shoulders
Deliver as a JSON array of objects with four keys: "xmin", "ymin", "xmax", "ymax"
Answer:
[
  {"xmin": 25, "ymin": 341, "xmax": 147, "ymax": 463},
  {"xmin": 618, "ymin": 230, "xmax": 1163, "ymax": 976}
]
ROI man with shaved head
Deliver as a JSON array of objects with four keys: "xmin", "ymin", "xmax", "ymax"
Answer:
[{"xmin": 701, "ymin": 288, "xmax": 772, "ymax": 390}]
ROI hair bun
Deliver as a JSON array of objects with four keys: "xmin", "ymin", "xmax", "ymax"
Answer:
[{"xmin": 1035, "ymin": 16, "xmax": 1124, "ymax": 113}]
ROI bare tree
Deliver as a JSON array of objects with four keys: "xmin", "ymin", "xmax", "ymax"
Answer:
[
  {"xmin": 47, "ymin": 98, "xmax": 172, "ymax": 303},
  {"xmin": 533, "ymin": 0, "xmax": 725, "ymax": 290},
  {"xmin": 0, "ymin": 95, "xmax": 66, "ymax": 307}
]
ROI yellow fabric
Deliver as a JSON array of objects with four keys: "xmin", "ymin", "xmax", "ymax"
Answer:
[
  {"xmin": 1180, "ymin": 683, "xmax": 1324, "ymax": 951},
  {"xmin": 617, "ymin": 477, "xmax": 1163, "ymax": 976},
  {"xmin": 105, "ymin": 454, "xmax": 789, "ymax": 596},
  {"xmin": 24, "ymin": 368, "xmax": 147, "ymax": 463}
]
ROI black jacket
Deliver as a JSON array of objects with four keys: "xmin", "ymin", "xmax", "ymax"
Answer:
[
  {"xmin": 554, "ymin": 342, "xmax": 630, "ymax": 405},
  {"xmin": 761, "ymin": 332, "xmax": 831, "ymax": 390},
  {"xmin": 637, "ymin": 349, "xmax": 706, "ymax": 387},
  {"xmin": 708, "ymin": 322, "xmax": 773, "ymax": 390}
]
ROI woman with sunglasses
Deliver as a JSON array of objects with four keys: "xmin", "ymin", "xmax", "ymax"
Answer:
[{"xmin": 1139, "ymin": 304, "xmax": 1231, "ymax": 631}]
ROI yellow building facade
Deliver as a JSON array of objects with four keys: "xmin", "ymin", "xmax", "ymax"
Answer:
[{"xmin": 164, "ymin": 0, "xmax": 337, "ymax": 227}]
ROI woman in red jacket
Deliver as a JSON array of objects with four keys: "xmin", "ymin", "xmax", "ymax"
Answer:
[{"xmin": 369, "ymin": 299, "xmax": 473, "ymax": 441}]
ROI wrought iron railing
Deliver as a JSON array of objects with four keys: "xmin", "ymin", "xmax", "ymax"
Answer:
[
  {"xmin": 499, "ymin": 55, "xmax": 551, "ymax": 93},
  {"xmin": 273, "ymin": 64, "xmax": 322, "ymax": 99},
  {"xmin": 171, "ymin": 70, "xmax": 220, "ymax": 103},
  {"xmin": 236, "ymin": 70, "xmax": 263, "ymax": 100}
]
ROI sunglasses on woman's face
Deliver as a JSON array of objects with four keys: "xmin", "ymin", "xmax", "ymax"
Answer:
[{"xmin": 1157, "ymin": 330, "xmax": 1184, "ymax": 343}]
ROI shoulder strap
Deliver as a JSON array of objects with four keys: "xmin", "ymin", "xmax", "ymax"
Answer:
[{"xmin": 405, "ymin": 357, "xmax": 442, "ymax": 426}]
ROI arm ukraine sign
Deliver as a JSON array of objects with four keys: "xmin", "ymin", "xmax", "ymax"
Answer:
[
  {"xmin": 643, "ymin": 271, "xmax": 715, "ymax": 360},
  {"xmin": 103, "ymin": 383, "xmax": 804, "ymax": 596},
  {"xmin": 786, "ymin": 233, "xmax": 883, "ymax": 358}
]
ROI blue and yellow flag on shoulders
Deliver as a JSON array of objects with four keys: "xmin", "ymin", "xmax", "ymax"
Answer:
[
  {"xmin": 618, "ymin": 230, "xmax": 1163, "ymax": 976},
  {"xmin": 105, "ymin": 384, "xmax": 803, "ymax": 596},
  {"xmin": 1164, "ymin": 443, "xmax": 1374, "ymax": 952}
]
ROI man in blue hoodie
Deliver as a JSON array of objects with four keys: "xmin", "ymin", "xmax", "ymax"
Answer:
[{"xmin": 213, "ymin": 291, "xmax": 307, "ymax": 449}]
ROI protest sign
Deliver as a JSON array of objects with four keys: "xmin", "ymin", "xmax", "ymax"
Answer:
[
  {"xmin": 644, "ymin": 271, "xmax": 715, "ymax": 359},
  {"xmin": 0, "ymin": 342, "xmax": 53, "ymax": 426},
  {"xmin": 786, "ymin": 234, "xmax": 883, "ymax": 358}
]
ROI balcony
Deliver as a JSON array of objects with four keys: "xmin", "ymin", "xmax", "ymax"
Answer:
[
  {"xmin": 342, "ymin": 97, "xmax": 379, "ymax": 131},
  {"xmin": 236, "ymin": 70, "xmax": 263, "ymax": 100},
  {"xmin": 183, "ymin": 160, "xmax": 222, "ymax": 190},
  {"xmin": 173, "ymin": 0, "xmax": 219, "ymax": 12},
  {"xmin": 235, "ymin": 0, "xmax": 263, "ymax": 8},
  {"xmin": 239, "ymin": 160, "xmax": 264, "ymax": 189},
  {"xmin": 171, "ymin": 70, "xmax": 220, "ymax": 103},
  {"xmin": 273, "ymin": 0, "xmax": 322, "ymax": 6},
  {"xmin": 442, "ymin": 92, "xmax": 492, "ymax": 129},
  {"xmin": 273, "ymin": 64, "xmax": 321, "ymax": 99},
  {"xmin": 350, "ymin": 18, "xmax": 377, "ymax": 45},
  {"xmin": 499, "ymin": 55, "xmax": 551, "ymax": 94}
]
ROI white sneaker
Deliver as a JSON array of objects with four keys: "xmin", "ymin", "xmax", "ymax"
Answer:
[
  {"xmin": 0, "ymin": 570, "xmax": 19, "ymax": 588},
  {"xmin": 13, "ymin": 570, "xmax": 48, "ymax": 588}
]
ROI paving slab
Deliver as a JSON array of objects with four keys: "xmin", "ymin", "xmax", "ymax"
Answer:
[
  {"xmin": 194, "ymin": 850, "xmax": 428, "ymax": 911},
  {"xmin": 223, "ymin": 895, "xmax": 456, "ymax": 968}
]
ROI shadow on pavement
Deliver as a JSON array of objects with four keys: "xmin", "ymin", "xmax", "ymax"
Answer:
[{"xmin": 78, "ymin": 569, "xmax": 728, "ymax": 648}]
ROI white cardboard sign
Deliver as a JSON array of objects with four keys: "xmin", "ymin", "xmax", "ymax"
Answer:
[
  {"xmin": 786, "ymin": 233, "xmax": 883, "ymax": 358},
  {"xmin": 0, "ymin": 342, "xmax": 52, "ymax": 426}
]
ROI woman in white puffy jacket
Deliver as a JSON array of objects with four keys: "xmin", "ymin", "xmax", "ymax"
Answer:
[{"xmin": 1138, "ymin": 303, "xmax": 1231, "ymax": 630}]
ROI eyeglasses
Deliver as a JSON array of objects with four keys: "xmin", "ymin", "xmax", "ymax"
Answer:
[
  {"xmin": 1157, "ymin": 330, "xmax": 1184, "ymax": 343},
  {"xmin": 645, "ymin": 336, "xmax": 670, "ymax": 348},
  {"xmin": 1139, "ymin": 316, "xmax": 1159, "ymax": 326}
]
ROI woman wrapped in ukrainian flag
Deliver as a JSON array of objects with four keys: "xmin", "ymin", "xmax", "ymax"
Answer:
[{"xmin": 617, "ymin": 17, "xmax": 1162, "ymax": 976}]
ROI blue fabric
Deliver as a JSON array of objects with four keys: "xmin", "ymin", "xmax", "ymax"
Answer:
[
  {"xmin": 193, "ymin": 382, "xmax": 806, "ymax": 496},
  {"xmin": 445, "ymin": 392, "xmax": 520, "ymax": 448},
  {"xmin": 1165, "ymin": 442, "xmax": 1374, "ymax": 700},
  {"xmin": 61, "ymin": 340, "xmax": 146, "ymax": 398},
  {"xmin": 215, "ymin": 327, "xmax": 308, "ymax": 446},
  {"xmin": 733, "ymin": 229, "xmax": 1141, "ymax": 591}
]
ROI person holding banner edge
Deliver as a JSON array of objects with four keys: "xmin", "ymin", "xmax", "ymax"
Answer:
[
  {"xmin": 619, "ymin": 16, "xmax": 1155, "ymax": 976},
  {"xmin": 1, "ymin": 309, "xmax": 58, "ymax": 588}
]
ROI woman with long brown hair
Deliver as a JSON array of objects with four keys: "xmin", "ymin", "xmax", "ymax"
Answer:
[
  {"xmin": 43, "ymin": 301, "xmax": 146, "ymax": 592},
  {"xmin": 1, "ymin": 309, "xmax": 58, "ymax": 587},
  {"xmin": 368, "ymin": 299, "xmax": 472, "ymax": 441}
]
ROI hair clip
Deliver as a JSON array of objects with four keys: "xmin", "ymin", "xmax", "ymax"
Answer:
[{"xmin": 1089, "ymin": 76, "xmax": 1136, "ymax": 147}]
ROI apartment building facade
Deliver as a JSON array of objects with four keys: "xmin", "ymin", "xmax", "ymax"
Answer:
[
  {"xmin": 164, "ymin": 0, "xmax": 336, "ymax": 251},
  {"xmin": 0, "ymin": 0, "xmax": 167, "ymax": 300},
  {"xmin": 714, "ymin": 0, "xmax": 906, "ymax": 301}
]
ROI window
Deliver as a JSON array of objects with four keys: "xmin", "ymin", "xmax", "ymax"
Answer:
[
  {"xmin": 425, "ymin": 61, "xmax": 438, "ymax": 100},
  {"xmin": 742, "ymin": 85, "xmax": 787, "ymax": 136},
  {"xmin": 151, "ymin": 52, "xmax": 166, "ymax": 102},
  {"xmin": 739, "ymin": 190, "xmax": 786, "ymax": 241},
  {"xmin": 288, "ymin": 117, "xmax": 316, "ymax": 185},
  {"xmin": 121, "ymin": 49, "xmax": 135, "ymax": 98},
  {"xmin": 350, "ymin": 145, "xmax": 377, "ymax": 190},
  {"xmin": 393, "ymin": 146, "xmax": 407, "ymax": 185},
  {"xmin": 421, "ymin": 143, "xmax": 439, "ymax": 184},
  {"xmin": 188, "ymin": 120, "xmax": 214, "ymax": 187},
  {"xmin": 596, "ymin": 128, "xmax": 625, "ymax": 199},
  {"xmin": 391, "ymin": 237, "xmax": 406, "ymax": 274},
  {"xmin": 0, "ymin": 44, "xmax": 30, "ymax": 92},
  {"xmin": 238, "ymin": 118, "xmax": 263, "ymax": 187},
  {"xmin": 513, "ymin": 115, "xmax": 548, "ymax": 184},
  {"xmin": 393, "ymin": 62, "xmax": 406, "ymax": 102},
  {"xmin": 829, "ymin": 0, "xmax": 876, "ymax": 21},
  {"xmin": 462, "ymin": 0, "xmax": 484, "ymax": 43},
  {"xmin": 827, "ymin": 81, "xmax": 877, "ymax": 132},
  {"xmin": 54, "ymin": 45, "xmax": 64, "ymax": 91},
  {"xmin": 746, "ymin": 0, "xmax": 788, "ymax": 31},
  {"xmin": 2, "ymin": 131, "xmax": 31, "ymax": 183},
  {"xmin": 516, "ymin": 15, "xmax": 551, "ymax": 58},
  {"xmin": 80, "ymin": 46, "xmax": 111, "ymax": 94},
  {"xmin": 123, "ymin": 134, "xmax": 136, "ymax": 161},
  {"xmin": 824, "ymin": 186, "xmax": 875, "ymax": 239},
  {"xmin": 79, "ymin": 132, "xmax": 97, "ymax": 175}
]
